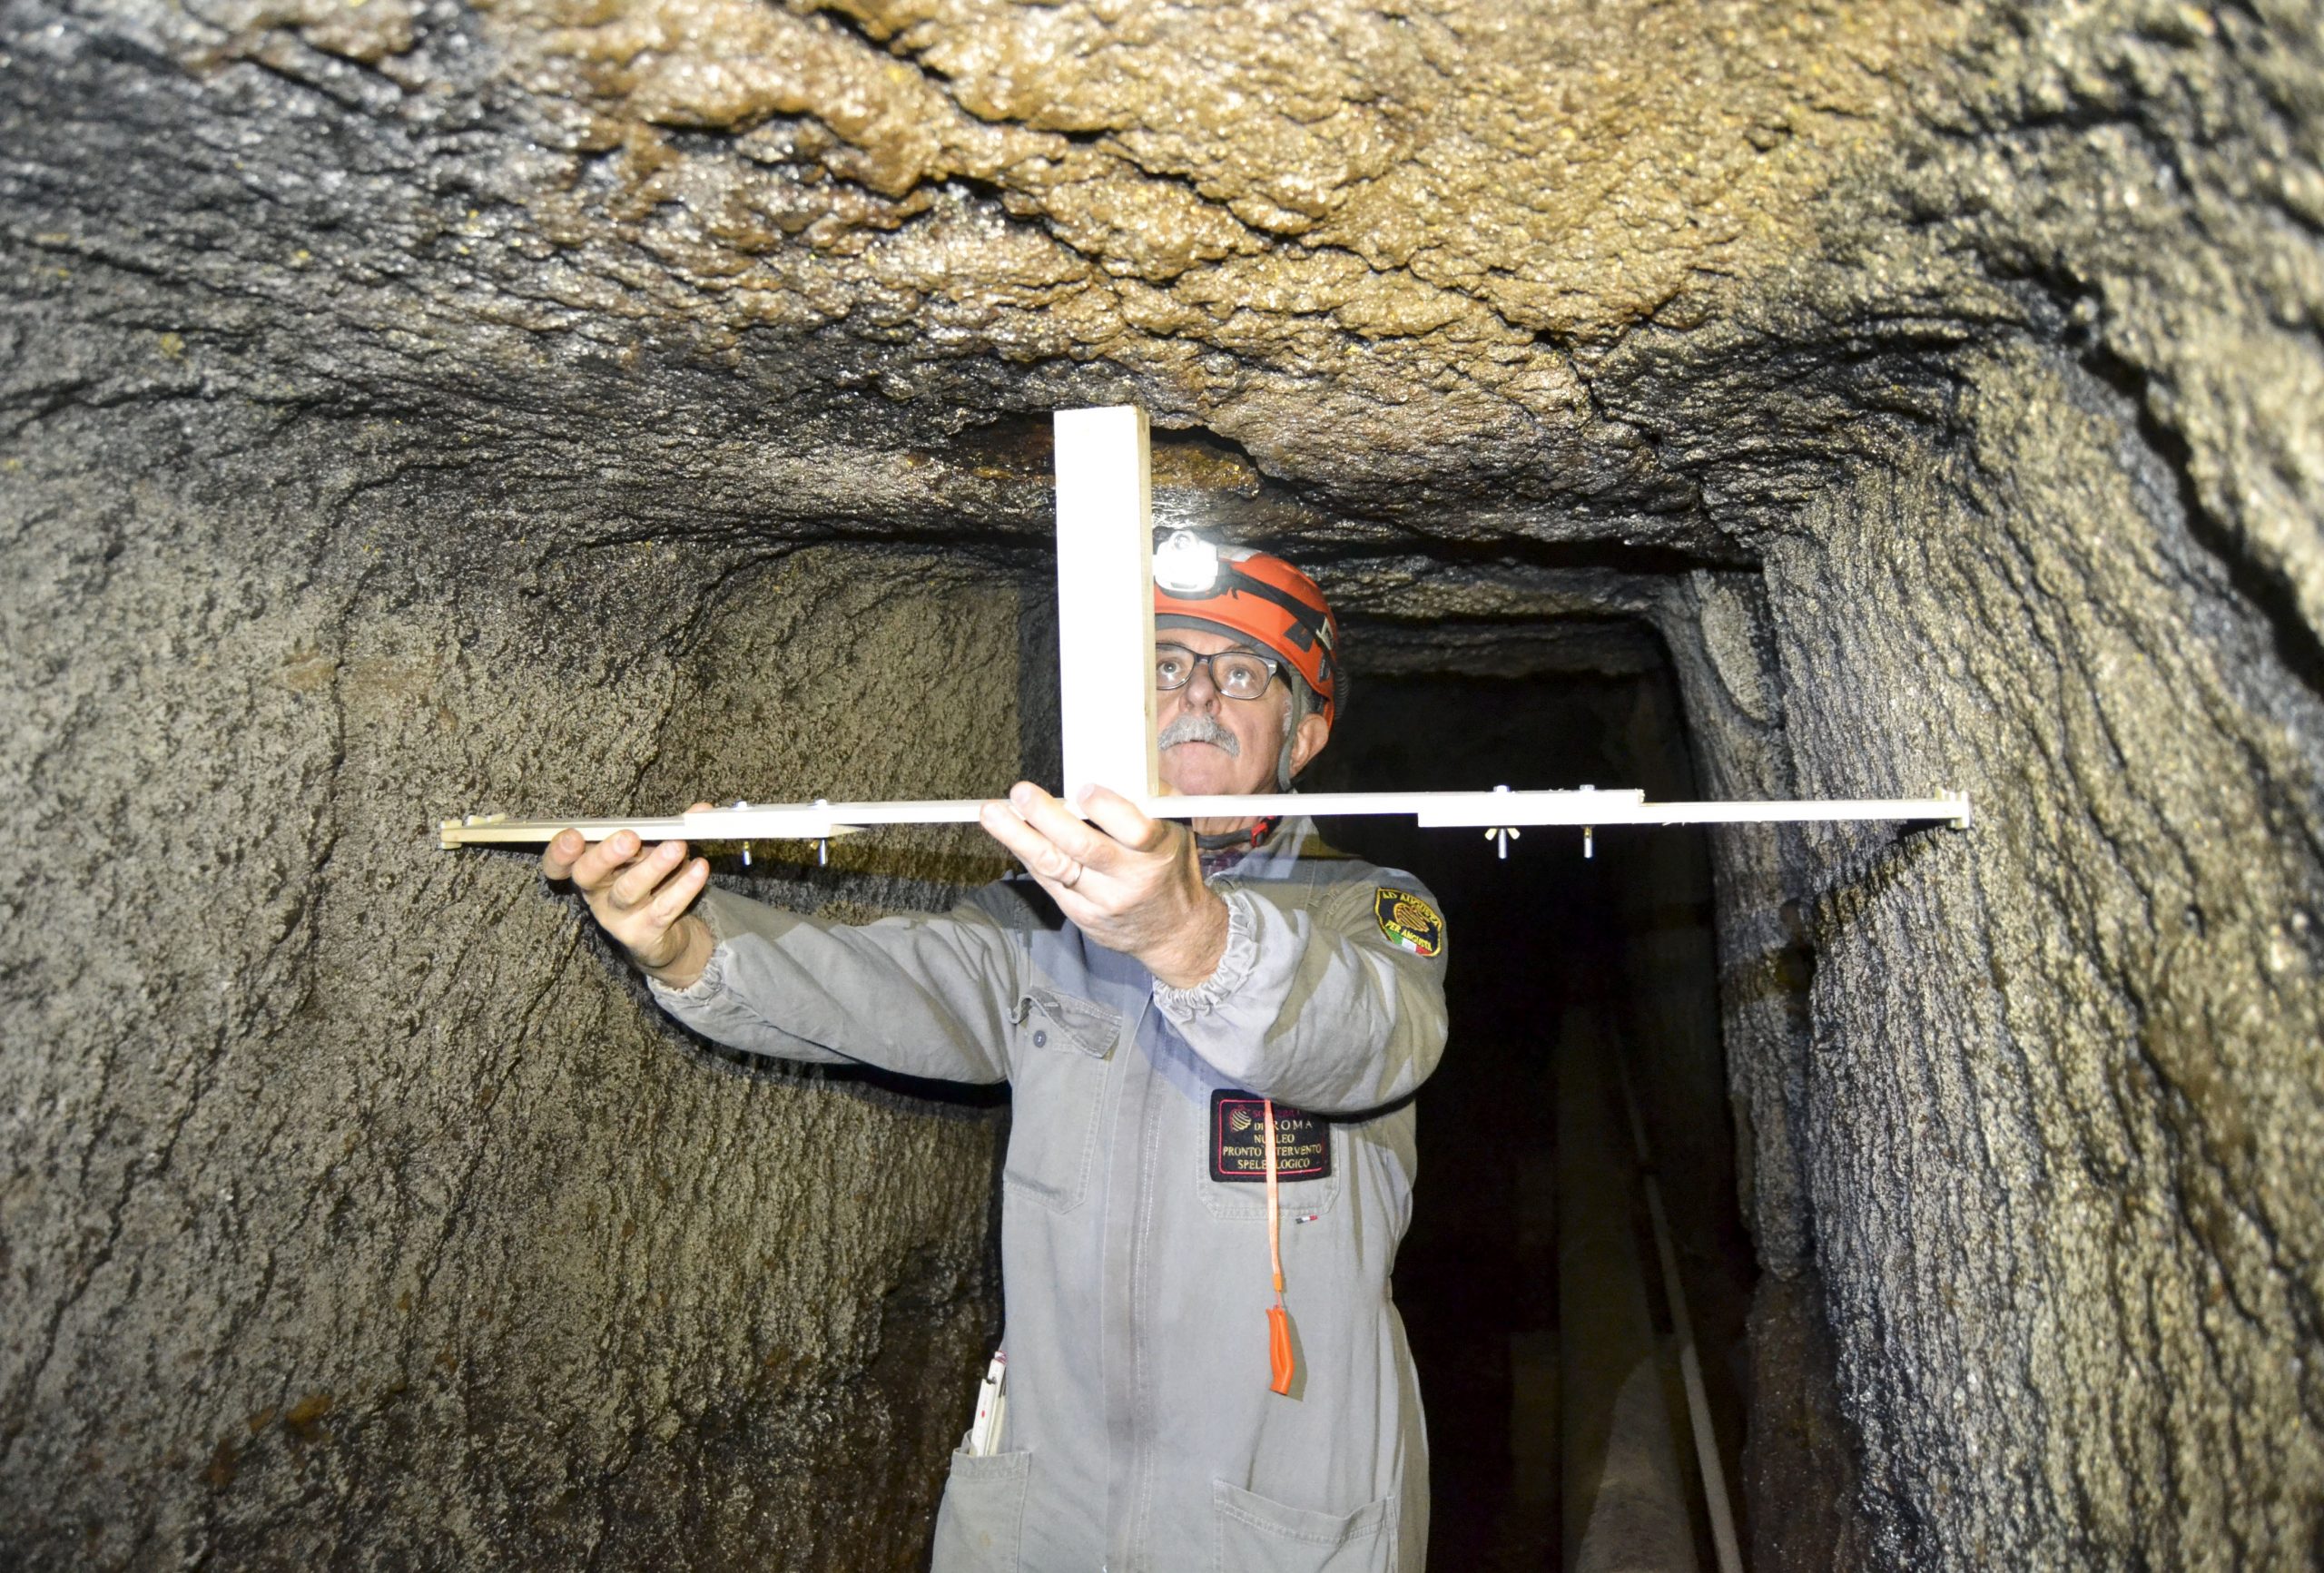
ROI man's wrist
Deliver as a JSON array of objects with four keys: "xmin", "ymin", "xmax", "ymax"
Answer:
[
  {"xmin": 1146, "ymin": 890, "xmax": 1230, "ymax": 990},
  {"xmin": 642, "ymin": 914, "xmax": 715, "ymax": 991}
]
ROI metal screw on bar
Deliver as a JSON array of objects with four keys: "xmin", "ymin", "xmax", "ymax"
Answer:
[
  {"xmin": 812, "ymin": 799, "xmax": 830, "ymax": 866},
  {"xmin": 734, "ymin": 801, "xmax": 752, "ymax": 866},
  {"xmin": 1581, "ymin": 784, "xmax": 1595, "ymax": 860},
  {"xmin": 1482, "ymin": 783, "xmax": 1521, "ymax": 860}
]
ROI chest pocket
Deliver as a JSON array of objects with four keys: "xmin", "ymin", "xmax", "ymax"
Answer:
[
  {"xmin": 1197, "ymin": 1097, "xmax": 1344, "ymax": 1222},
  {"xmin": 1001, "ymin": 988, "xmax": 1119, "ymax": 1213}
]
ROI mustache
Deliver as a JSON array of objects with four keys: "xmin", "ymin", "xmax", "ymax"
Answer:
[{"xmin": 1158, "ymin": 713, "xmax": 1241, "ymax": 756}]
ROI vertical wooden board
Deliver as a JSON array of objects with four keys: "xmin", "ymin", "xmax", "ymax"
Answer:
[{"xmin": 1052, "ymin": 406, "xmax": 1156, "ymax": 800}]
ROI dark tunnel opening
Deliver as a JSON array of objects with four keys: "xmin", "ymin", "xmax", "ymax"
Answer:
[{"xmin": 1307, "ymin": 643, "xmax": 1758, "ymax": 1570}]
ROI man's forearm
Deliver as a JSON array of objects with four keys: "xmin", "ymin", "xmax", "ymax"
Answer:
[
  {"xmin": 1150, "ymin": 883, "xmax": 1449, "ymax": 1114},
  {"xmin": 638, "ymin": 887, "xmax": 1019, "ymax": 1084}
]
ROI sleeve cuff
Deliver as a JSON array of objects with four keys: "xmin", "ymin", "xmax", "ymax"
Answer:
[
  {"xmin": 646, "ymin": 945, "xmax": 727, "ymax": 1004},
  {"xmin": 1152, "ymin": 890, "xmax": 1257, "ymax": 1018},
  {"xmin": 645, "ymin": 903, "xmax": 730, "ymax": 1005}
]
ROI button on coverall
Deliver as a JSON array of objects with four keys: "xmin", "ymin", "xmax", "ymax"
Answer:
[{"xmin": 647, "ymin": 817, "xmax": 1448, "ymax": 1573}]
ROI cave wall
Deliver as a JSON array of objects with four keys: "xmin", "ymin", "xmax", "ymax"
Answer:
[
  {"xmin": 1656, "ymin": 354, "xmax": 2324, "ymax": 1570},
  {"xmin": 1, "ymin": 403, "xmax": 1019, "ymax": 1567},
  {"xmin": 1768, "ymin": 342, "xmax": 2323, "ymax": 1568},
  {"xmin": 5, "ymin": 0, "xmax": 2322, "ymax": 1568}
]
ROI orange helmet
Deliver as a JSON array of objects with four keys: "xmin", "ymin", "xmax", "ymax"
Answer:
[{"xmin": 1152, "ymin": 530, "xmax": 1341, "ymax": 725}]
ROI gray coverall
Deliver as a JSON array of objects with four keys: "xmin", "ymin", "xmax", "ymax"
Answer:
[{"xmin": 646, "ymin": 817, "xmax": 1449, "ymax": 1573}]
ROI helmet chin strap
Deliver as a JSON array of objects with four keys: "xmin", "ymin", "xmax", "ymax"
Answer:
[
  {"xmin": 1274, "ymin": 678, "xmax": 1313, "ymax": 791},
  {"xmin": 1194, "ymin": 817, "xmax": 1281, "ymax": 855}
]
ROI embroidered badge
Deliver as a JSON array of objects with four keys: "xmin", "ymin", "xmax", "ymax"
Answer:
[
  {"xmin": 1373, "ymin": 886, "xmax": 1444, "ymax": 959},
  {"xmin": 1209, "ymin": 1091, "xmax": 1332, "ymax": 1183}
]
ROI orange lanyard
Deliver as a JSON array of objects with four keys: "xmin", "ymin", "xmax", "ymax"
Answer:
[{"xmin": 1263, "ymin": 1098, "xmax": 1294, "ymax": 1395}]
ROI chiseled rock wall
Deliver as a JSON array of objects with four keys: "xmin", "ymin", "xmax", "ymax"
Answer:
[
  {"xmin": 0, "ymin": 426, "xmax": 1019, "ymax": 1568},
  {"xmin": 3, "ymin": 0, "xmax": 2319, "ymax": 1568},
  {"xmin": 1757, "ymin": 344, "xmax": 2323, "ymax": 1567}
]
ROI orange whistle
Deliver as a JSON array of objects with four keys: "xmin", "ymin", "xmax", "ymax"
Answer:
[{"xmin": 1267, "ymin": 1304, "xmax": 1294, "ymax": 1395}]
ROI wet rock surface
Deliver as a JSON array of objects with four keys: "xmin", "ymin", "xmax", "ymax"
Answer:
[{"xmin": 2, "ymin": 1, "xmax": 2319, "ymax": 1568}]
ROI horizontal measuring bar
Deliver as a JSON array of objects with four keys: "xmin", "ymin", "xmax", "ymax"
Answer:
[
  {"xmin": 438, "ymin": 789, "xmax": 1968, "ymax": 848},
  {"xmin": 1166, "ymin": 789, "xmax": 1639, "ymax": 824},
  {"xmin": 438, "ymin": 800, "xmax": 983, "ymax": 847}
]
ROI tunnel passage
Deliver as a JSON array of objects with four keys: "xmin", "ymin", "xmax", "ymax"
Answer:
[
  {"xmin": 6, "ymin": 0, "xmax": 2324, "ymax": 1568},
  {"xmin": 1310, "ymin": 621, "xmax": 1757, "ymax": 1571}
]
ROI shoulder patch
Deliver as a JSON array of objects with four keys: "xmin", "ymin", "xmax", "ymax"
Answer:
[{"xmin": 1373, "ymin": 886, "xmax": 1444, "ymax": 959}]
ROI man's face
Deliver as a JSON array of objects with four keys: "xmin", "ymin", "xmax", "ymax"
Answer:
[{"xmin": 1154, "ymin": 625, "xmax": 1308, "ymax": 797}]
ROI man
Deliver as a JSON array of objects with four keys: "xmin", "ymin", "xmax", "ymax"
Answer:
[{"xmin": 543, "ymin": 533, "xmax": 1449, "ymax": 1572}]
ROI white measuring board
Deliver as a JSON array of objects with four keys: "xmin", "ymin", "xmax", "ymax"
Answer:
[
  {"xmin": 1054, "ymin": 405, "xmax": 1157, "ymax": 800},
  {"xmin": 438, "ymin": 405, "xmax": 1972, "ymax": 850}
]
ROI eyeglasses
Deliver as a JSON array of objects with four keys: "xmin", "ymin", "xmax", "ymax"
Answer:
[{"xmin": 1155, "ymin": 643, "xmax": 1285, "ymax": 701}]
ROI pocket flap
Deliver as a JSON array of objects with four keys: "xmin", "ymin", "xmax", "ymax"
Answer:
[{"xmin": 1025, "ymin": 988, "xmax": 1121, "ymax": 1057}]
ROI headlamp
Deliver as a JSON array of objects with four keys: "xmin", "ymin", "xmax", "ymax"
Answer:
[{"xmin": 1153, "ymin": 530, "xmax": 1222, "ymax": 595}]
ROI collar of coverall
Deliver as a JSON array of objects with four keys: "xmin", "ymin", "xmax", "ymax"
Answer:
[{"xmin": 1193, "ymin": 812, "xmax": 1288, "ymax": 880}]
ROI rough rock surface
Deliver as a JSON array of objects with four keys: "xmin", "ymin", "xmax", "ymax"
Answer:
[{"xmin": 3, "ymin": 0, "xmax": 2320, "ymax": 1568}]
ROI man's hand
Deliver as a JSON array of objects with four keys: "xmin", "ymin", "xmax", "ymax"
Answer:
[
  {"xmin": 978, "ymin": 783, "xmax": 1229, "ymax": 988},
  {"xmin": 541, "ymin": 802, "xmax": 717, "ymax": 988}
]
